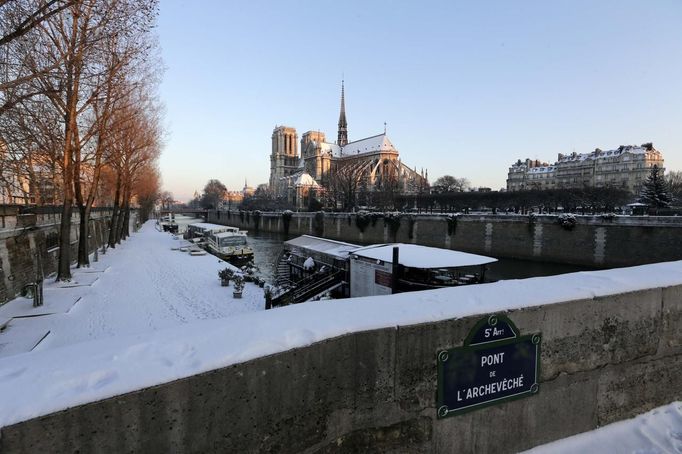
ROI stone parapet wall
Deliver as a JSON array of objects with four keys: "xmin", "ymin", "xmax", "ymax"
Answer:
[
  {"xmin": 208, "ymin": 210, "xmax": 682, "ymax": 267},
  {"xmin": 0, "ymin": 209, "xmax": 121, "ymax": 304},
  {"xmin": 1, "ymin": 275, "xmax": 680, "ymax": 453}
]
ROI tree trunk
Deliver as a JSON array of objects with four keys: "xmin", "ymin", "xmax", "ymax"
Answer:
[
  {"xmin": 114, "ymin": 190, "xmax": 127, "ymax": 244},
  {"xmin": 108, "ymin": 176, "xmax": 121, "ymax": 248},
  {"xmin": 77, "ymin": 204, "xmax": 91, "ymax": 267},
  {"xmin": 57, "ymin": 201, "xmax": 73, "ymax": 281},
  {"xmin": 118, "ymin": 184, "xmax": 132, "ymax": 242},
  {"xmin": 122, "ymin": 200, "xmax": 130, "ymax": 239},
  {"xmin": 56, "ymin": 95, "xmax": 78, "ymax": 280}
]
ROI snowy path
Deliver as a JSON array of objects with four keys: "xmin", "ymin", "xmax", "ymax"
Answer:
[{"xmin": 0, "ymin": 221, "xmax": 264, "ymax": 354}]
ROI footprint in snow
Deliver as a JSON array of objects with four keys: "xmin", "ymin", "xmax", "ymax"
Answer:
[{"xmin": 91, "ymin": 370, "xmax": 119, "ymax": 389}]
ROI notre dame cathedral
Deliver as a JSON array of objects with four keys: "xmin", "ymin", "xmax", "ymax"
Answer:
[{"xmin": 269, "ymin": 82, "xmax": 428, "ymax": 208}]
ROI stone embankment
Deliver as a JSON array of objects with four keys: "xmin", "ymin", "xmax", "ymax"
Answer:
[
  {"xmin": 0, "ymin": 206, "xmax": 117, "ymax": 304},
  {"xmin": 209, "ymin": 210, "xmax": 682, "ymax": 268}
]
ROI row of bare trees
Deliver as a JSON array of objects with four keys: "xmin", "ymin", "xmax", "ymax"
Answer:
[
  {"xmin": 396, "ymin": 186, "xmax": 635, "ymax": 214},
  {"xmin": 0, "ymin": 0, "xmax": 163, "ymax": 281}
]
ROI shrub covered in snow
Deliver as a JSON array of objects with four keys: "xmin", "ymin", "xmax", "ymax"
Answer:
[
  {"xmin": 233, "ymin": 275, "xmax": 245, "ymax": 292},
  {"xmin": 218, "ymin": 268, "xmax": 234, "ymax": 282}
]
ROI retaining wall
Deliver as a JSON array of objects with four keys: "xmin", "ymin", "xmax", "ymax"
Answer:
[
  {"xmin": 1, "ymin": 268, "xmax": 681, "ymax": 453},
  {"xmin": 209, "ymin": 210, "xmax": 682, "ymax": 268},
  {"xmin": 0, "ymin": 208, "xmax": 120, "ymax": 304}
]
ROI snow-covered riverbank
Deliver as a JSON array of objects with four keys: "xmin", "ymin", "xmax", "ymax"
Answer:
[
  {"xmin": 0, "ymin": 221, "xmax": 264, "ymax": 356},
  {"xmin": 0, "ymin": 221, "xmax": 680, "ymax": 452}
]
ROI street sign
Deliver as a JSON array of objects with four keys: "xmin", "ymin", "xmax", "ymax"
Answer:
[{"xmin": 437, "ymin": 314, "xmax": 541, "ymax": 418}]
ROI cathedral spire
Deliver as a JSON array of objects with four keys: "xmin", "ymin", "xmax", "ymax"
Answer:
[{"xmin": 337, "ymin": 79, "xmax": 348, "ymax": 146}]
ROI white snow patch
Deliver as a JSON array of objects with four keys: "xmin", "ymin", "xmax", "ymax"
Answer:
[{"xmin": 523, "ymin": 402, "xmax": 682, "ymax": 453}]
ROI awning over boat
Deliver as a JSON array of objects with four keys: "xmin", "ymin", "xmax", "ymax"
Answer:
[
  {"xmin": 284, "ymin": 235, "xmax": 360, "ymax": 259},
  {"xmin": 351, "ymin": 243, "xmax": 497, "ymax": 269},
  {"xmin": 188, "ymin": 222, "xmax": 233, "ymax": 232},
  {"xmin": 211, "ymin": 229, "xmax": 242, "ymax": 238}
]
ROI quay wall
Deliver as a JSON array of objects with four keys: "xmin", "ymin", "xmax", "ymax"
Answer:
[
  {"xmin": 1, "ymin": 263, "xmax": 681, "ymax": 453},
  {"xmin": 208, "ymin": 210, "xmax": 682, "ymax": 268},
  {"xmin": 0, "ymin": 207, "xmax": 127, "ymax": 305}
]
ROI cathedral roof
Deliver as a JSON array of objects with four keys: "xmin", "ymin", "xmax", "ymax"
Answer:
[
  {"xmin": 319, "ymin": 142, "xmax": 341, "ymax": 156},
  {"xmin": 318, "ymin": 133, "xmax": 396, "ymax": 158},
  {"xmin": 339, "ymin": 133, "xmax": 396, "ymax": 157},
  {"xmin": 294, "ymin": 172, "xmax": 320, "ymax": 187}
]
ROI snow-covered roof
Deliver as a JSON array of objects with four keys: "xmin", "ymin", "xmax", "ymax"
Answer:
[
  {"xmin": 528, "ymin": 166, "xmax": 555, "ymax": 174},
  {"xmin": 285, "ymin": 235, "xmax": 360, "ymax": 259},
  {"xmin": 188, "ymin": 223, "xmax": 232, "ymax": 232},
  {"xmin": 294, "ymin": 172, "xmax": 320, "ymax": 187},
  {"xmin": 352, "ymin": 243, "xmax": 498, "ymax": 268},
  {"xmin": 319, "ymin": 142, "xmax": 341, "ymax": 156},
  {"xmin": 557, "ymin": 145, "xmax": 655, "ymax": 163},
  {"xmin": 323, "ymin": 133, "xmax": 396, "ymax": 157},
  {"xmin": 212, "ymin": 229, "xmax": 245, "ymax": 238}
]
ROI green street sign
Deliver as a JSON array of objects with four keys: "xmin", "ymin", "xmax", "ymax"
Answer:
[{"xmin": 437, "ymin": 314, "xmax": 541, "ymax": 418}]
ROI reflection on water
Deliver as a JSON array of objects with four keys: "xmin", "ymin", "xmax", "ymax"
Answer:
[
  {"xmin": 486, "ymin": 258, "xmax": 595, "ymax": 282},
  {"xmin": 247, "ymin": 231, "xmax": 296, "ymax": 283},
  {"xmin": 247, "ymin": 231, "xmax": 597, "ymax": 285}
]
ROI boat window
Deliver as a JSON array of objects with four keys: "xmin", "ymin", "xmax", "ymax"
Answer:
[{"xmin": 219, "ymin": 236, "xmax": 247, "ymax": 247}]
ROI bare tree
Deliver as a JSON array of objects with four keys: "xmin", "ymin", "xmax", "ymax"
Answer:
[
  {"xmin": 159, "ymin": 191, "xmax": 174, "ymax": 210},
  {"xmin": 666, "ymin": 170, "xmax": 682, "ymax": 203},
  {"xmin": 432, "ymin": 175, "xmax": 470, "ymax": 194},
  {"xmin": 23, "ymin": 0, "xmax": 160, "ymax": 279},
  {"xmin": 0, "ymin": 0, "xmax": 74, "ymax": 48},
  {"xmin": 107, "ymin": 93, "xmax": 162, "ymax": 247},
  {"xmin": 328, "ymin": 161, "xmax": 366, "ymax": 211}
]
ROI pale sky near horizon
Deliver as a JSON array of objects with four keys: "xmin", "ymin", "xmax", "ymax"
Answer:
[{"xmin": 157, "ymin": 0, "xmax": 682, "ymax": 202}]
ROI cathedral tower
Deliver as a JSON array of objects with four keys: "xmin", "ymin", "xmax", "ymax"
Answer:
[
  {"xmin": 269, "ymin": 126, "xmax": 299, "ymax": 195},
  {"xmin": 337, "ymin": 80, "xmax": 348, "ymax": 146}
]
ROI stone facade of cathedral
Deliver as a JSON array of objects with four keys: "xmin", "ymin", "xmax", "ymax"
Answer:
[{"xmin": 269, "ymin": 83, "xmax": 428, "ymax": 208}]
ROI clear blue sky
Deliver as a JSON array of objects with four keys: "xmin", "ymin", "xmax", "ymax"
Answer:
[{"xmin": 158, "ymin": 0, "xmax": 682, "ymax": 201}]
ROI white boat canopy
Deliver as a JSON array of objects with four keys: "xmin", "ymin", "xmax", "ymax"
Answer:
[
  {"xmin": 351, "ymin": 243, "xmax": 497, "ymax": 268},
  {"xmin": 284, "ymin": 235, "xmax": 360, "ymax": 259},
  {"xmin": 212, "ymin": 229, "xmax": 243, "ymax": 238}
]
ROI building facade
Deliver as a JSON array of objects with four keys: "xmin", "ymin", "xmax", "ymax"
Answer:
[
  {"xmin": 269, "ymin": 82, "xmax": 428, "ymax": 208},
  {"xmin": 506, "ymin": 143, "xmax": 664, "ymax": 194},
  {"xmin": 0, "ymin": 143, "xmax": 59, "ymax": 205}
]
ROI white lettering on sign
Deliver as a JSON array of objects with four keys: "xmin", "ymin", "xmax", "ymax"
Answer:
[
  {"xmin": 484, "ymin": 327, "xmax": 505, "ymax": 338},
  {"xmin": 481, "ymin": 352, "xmax": 505, "ymax": 367},
  {"xmin": 456, "ymin": 375, "xmax": 525, "ymax": 402}
]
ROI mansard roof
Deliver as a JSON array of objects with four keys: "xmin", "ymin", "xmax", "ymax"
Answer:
[{"xmin": 556, "ymin": 144, "xmax": 660, "ymax": 163}]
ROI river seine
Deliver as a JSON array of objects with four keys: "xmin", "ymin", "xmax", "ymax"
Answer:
[{"xmin": 246, "ymin": 231, "xmax": 595, "ymax": 285}]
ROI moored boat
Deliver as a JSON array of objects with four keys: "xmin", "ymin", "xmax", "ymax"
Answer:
[
  {"xmin": 204, "ymin": 227, "xmax": 254, "ymax": 264},
  {"xmin": 270, "ymin": 235, "xmax": 497, "ymax": 307}
]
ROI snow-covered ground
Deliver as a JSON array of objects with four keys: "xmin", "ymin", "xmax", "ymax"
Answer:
[
  {"xmin": 524, "ymin": 402, "xmax": 682, "ymax": 453},
  {"xmin": 0, "ymin": 221, "xmax": 681, "ymax": 451},
  {"xmin": 0, "ymin": 222, "xmax": 264, "ymax": 355}
]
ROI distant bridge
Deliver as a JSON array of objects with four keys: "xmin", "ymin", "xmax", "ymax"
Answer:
[{"xmin": 159, "ymin": 208, "xmax": 210, "ymax": 220}]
